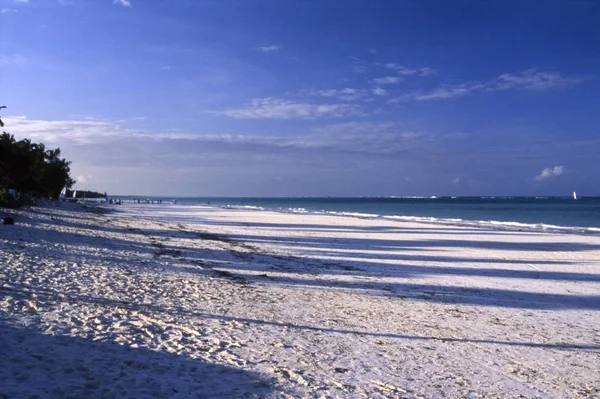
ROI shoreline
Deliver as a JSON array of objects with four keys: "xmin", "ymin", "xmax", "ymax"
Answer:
[
  {"xmin": 215, "ymin": 204, "xmax": 600, "ymax": 236},
  {"xmin": 1, "ymin": 203, "xmax": 599, "ymax": 398},
  {"xmin": 107, "ymin": 197, "xmax": 600, "ymax": 236}
]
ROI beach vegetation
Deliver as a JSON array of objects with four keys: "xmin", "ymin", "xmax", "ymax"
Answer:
[{"xmin": 0, "ymin": 126, "xmax": 75, "ymax": 207}]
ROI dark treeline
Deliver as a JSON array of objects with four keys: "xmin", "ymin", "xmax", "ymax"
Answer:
[{"xmin": 1, "ymin": 107, "xmax": 75, "ymax": 207}]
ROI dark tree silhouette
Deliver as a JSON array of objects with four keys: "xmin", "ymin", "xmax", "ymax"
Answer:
[
  {"xmin": 1, "ymin": 110, "xmax": 75, "ymax": 205},
  {"xmin": 0, "ymin": 105, "xmax": 6, "ymax": 127}
]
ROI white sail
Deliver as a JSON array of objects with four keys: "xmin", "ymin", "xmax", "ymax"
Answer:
[{"xmin": 573, "ymin": 191, "xmax": 577, "ymax": 200}]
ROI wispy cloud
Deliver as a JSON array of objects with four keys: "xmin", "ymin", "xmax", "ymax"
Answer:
[
  {"xmin": 348, "ymin": 56, "xmax": 368, "ymax": 74},
  {"xmin": 535, "ymin": 165, "xmax": 564, "ymax": 181},
  {"xmin": 406, "ymin": 70, "xmax": 583, "ymax": 102},
  {"xmin": 373, "ymin": 76, "xmax": 402, "ymax": 85},
  {"xmin": 14, "ymin": 0, "xmax": 29, "ymax": 3},
  {"xmin": 497, "ymin": 69, "xmax": 583, "ymax": 91},
  {"xmin": 385, "ymin": 64, "xmax": 437, "ymax": 76},
  {"xmin": 352, "ymin": 65, "xmax": 367, "ymax": 74},
  {"xmin": 3, "ymin": 117, "xmax": 439, "ymax": 157},
  {"xmin": 414, "ymin": 83, "xmax": 485, "ymax": 101},
  {"xmin": 0, "ymin": 117, "xmax": 439, "ymax": 180},
  {"xmin": 306, "ymin": 122, "xmax": 433, "ymax": 154},
  {"xmin": 4, "ymin": 116, "xmax": 593, "ymax": 196},
  {"xmin": 1, "ymin": 8, "xmax": 17, "ymax": 13},
  {"xmin": 213, "ymin": 97, "xmax": 361, "ymax": 119},
  {"xmin": 255, "ymin": 45, "xmax": 282, "ymax": 52},
  {"xmin": 113, "ymin": 0, "xmax": 131, "ymax": 7},
  {"xmin": 372, "ymin": 87, "xmax": 387, "ymax": 96},
  {"xmin": 310, "ymin": 88, "xmax": 366, "ymax": 101}
]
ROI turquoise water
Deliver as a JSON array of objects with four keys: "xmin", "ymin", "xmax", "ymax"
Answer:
[{"xmin": 115, "ymin": 196, "xmax": 600, "ymax": 233}]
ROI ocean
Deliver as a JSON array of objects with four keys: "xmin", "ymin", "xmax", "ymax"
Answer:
[{"xmin": 115, "ymin": 196, "xmax": 600, "ymax": 234}]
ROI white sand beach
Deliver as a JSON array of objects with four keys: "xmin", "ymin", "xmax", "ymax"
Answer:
[{"xmin": 1, "ymin": 203, "xmax": 599, "ymax": 398}]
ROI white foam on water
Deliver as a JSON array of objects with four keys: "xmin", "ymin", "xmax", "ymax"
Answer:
[{"xmin": 215, "ymin": 203, "xmax": 600, "ymax": 236}]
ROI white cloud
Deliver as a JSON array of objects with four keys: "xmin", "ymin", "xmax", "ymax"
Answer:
[
  {"xmin": 14, "ymin": 0, "xmax": 29, "ymax": 3},
  {"xmin": 113, "ymin": 0, "xmax": 131, "ymax": 7},
  {"xmin": 76, "ymin": 175, "xmax": 87, "ymax": 184},
  {"xmin": 3, "ymin": 117, "xmax": 432, "ymax": 159},
  {"xmin": 348, "ymin": 56, "xmax": 368, "ymax": 74},
  {"xmin": 1, "ymin": 8, "xmax": 17, "ymax": 13},
  {"xmin": 451, "ymin": 177, "xmax": 461, "ymax": 184},
  {"xmin": 408, "ymin": 70, "xmax": 583, "ymax": 102},
  {"xmin": 373, "ymin": 76, "xmax": 402, "ymax": 85},
  {"xmin": 314, "ymin": 89, "xmax": 337, "ymax": 97},
  {"xmin": 414, "ymin": 83, "xmax": 485, "ymax": 101},
  {"xmin": 372, "ymin": 87, "xmax": 387, "ymax": 96},
  {"xmin": 497, "ymin": 69, "xmax": 582, "ymax": 91},
  {"xmin": 310, "ymin": 88, "xmax": 366, "ymax": 101},
  {"xmin": 255, "ymin": 45, "xmax": 282, "ymax": 52},
  {"xmin": 4, "ymin": 116, "xmax": 593, "ymax": 196},
  {"xmin": 352, "ymin": 65, "xmax": 367, "ymax": 74},
  {"xmin": 213, "ymin": 98, "xmax": 361, "ymax": 119},
  {"xmin": 385, "ymin": 64, "xmax": 437, "ymax": 76},
  {"xmin": 535, "ymin": 165, "xmax": 564, "ymax": 181},
  {"xmin": 3, "ymin": 117, "xmax": 132, "ymax": 145},
  {"xmin": 418, "ymin": 67, "xmax": 437, "ymax": 76},
  {"xmin": 307, "ymin": 122, "xmax": 431, "ymax": 154},
  {"xmin": 0, "ymin": 118, "xmax": 443, "ymax": 197}
]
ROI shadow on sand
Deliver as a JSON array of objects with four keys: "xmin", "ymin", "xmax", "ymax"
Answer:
[
  {"xmin": 5, "ymin": 206, "xmax": 600, "ymax": 313},
  {"xmin": 0, "ymin": 321, "xmax": 278, "ymax": 398},
  {"xmin": 3, "ymin": 286, "xmax": 599, "ymax": 352},
  {"xmin": 3, "ymin": 204, "xmax": 600, "ymax": 357}
]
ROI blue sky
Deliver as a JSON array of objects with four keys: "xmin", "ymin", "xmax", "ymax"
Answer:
[{"xmin": 1, "ymin": 0, "xmax": 599, "ymax": 196}]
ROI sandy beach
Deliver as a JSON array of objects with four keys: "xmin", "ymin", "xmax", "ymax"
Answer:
[{"xmin": 1, "ymin": 203, "xmax": 599, "ymax": 398}]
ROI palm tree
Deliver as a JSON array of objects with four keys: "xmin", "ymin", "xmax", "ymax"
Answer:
[
  {"xmin": 0, "ymin": 132, "xmax": 17, "ymax": 189},
  {"xmin": 0, "ymin": 110, "xmax": 75, "ymax": 203},
  {"xmin": 0, "ymin": 106, "xmax": 6, "ymax": 128}
]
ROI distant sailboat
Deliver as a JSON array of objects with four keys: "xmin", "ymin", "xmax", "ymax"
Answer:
[{"xmin": 573, "ymin": 191, "xmax": 577, "ymax": 200}]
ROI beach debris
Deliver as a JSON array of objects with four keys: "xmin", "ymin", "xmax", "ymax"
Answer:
[
  {"xmin": 2, "ymin": 217, "xmax": 14, "ymax": 225},
  {"xmin": 272, "ymin": 366, "xmax": 310, "ymax": 386},
  {"xmin": 371, "ymin": 380, "xmax": 410, "ymax": 395},
  {"xmin": 333, "ymin": 367, "xmax": 350, "ymax": 374}
]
